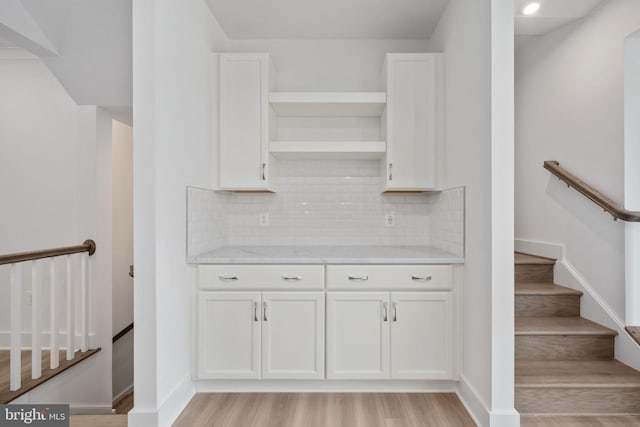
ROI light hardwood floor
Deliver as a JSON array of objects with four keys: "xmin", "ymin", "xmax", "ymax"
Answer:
[
  {"xmin": 520, "ymin": 415, "xmax": 640, "ymax": 426},
  {"xmin": 172, "ymin": 393, "xmax": 476, "ymax": 427}
]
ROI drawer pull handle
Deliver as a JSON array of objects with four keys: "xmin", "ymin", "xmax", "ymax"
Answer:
[
  {"xmin": 411, "ymin": 275, "xmax": 432, "ymax": 281},
  {"xmin": 282, "ymin": 276, "xmax": 302, "ymax": 281},
  {"xmin": 383, "ymin": 302, "xmax": 388, "ymax": 322},
  {"xmin": 219, "ymin": 275, "xmax": 239, "ymax": 281},
  {"xmin": 392, "ymin": 302, "xmax": 398, "ymax": 322},
  {"xmin": 348, "ymin": 275, "xmax": 369, "ymax": 281},
  {"xmin": 263, "ymin": 302, "xmax": 268, "ymax": 321},
  {"xmin": 253, "ymin": 302, "xmax": 258, "ymax": 322}
]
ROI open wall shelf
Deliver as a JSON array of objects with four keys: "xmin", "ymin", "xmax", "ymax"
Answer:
[
  {"xmin": 269, "ymin": 141, "xmax": 386, "ymax": 159},
  {"xmin": 269, "ymin": 92, "xmax": 386, "ymax": 117}
]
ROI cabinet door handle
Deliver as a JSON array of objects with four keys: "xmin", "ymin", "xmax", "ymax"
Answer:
[
  {"xmin": 219, "ymin": 275, "xmax": 239, "ymax": 281},
  {"xmin": 388, "ymin": 163, "xmax": 393, "ymax": 181},
  {"xmin": 411, "ymin": 275, "xmax": 432, "ymax": 281},
  {"xmin": 253, "ymin": 302, "xmax": 258, "ymax": 322},
  {"xmin": 263, "ymin": 301, "xmax": 268, "ymax": 321},
  {"xmin": 282, "ymin": 275, "xmax": 302, "ymax": 281},
  {"xmin": 262, "ymin": 163, "xmax": 266, "ymax": 181},
  {"xmin": 383, "ymin": 302, "xmax": 388, "ymax": 322},
  {"xmin": 348, "ymin": 275, "xmax": 369, "ymax": 281},
  {"xmin": 392, "ymin": 302, "xmax": 398, "ymax": 322}
]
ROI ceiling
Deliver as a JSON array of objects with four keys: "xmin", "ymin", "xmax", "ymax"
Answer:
[
  {"xmin": 205, "ymin": 0, "xmax": 450, "ymax": 40},
  {"xmin": 513, "ymin": 0, "xmax": 605, "ymax": 35}
]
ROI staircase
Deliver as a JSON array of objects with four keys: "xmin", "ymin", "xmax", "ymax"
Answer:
[{"xmin": 515, "ymin": 252, "xmax": 640, "ymax": 421}]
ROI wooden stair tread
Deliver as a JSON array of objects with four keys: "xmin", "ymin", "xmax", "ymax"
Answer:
[
  {"xmin": 0, "ymin": 348, "xmax": 101, "ymax": 403},
  {"xmin": 516, "ymin": 282, "xmax": 583, "ymax": 296},
  {"xmin": 516, "ymin": 360, "xmax": 640, "ymax": 388},
  {"xmin": 515, "ymin": 317, "xmax": 618, "ymax": 336},
  {"xmin": 515, "ymin": 251, "xmax": 557, "ymax": 265}
]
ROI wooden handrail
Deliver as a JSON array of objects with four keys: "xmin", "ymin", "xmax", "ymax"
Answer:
[
  {"xmin": 0, "ymin": 239, "xmax": 96, "ymax": 266},
  {"xmin": 544, "ymin": 160, "xmax": 640, "ymax": 222}
]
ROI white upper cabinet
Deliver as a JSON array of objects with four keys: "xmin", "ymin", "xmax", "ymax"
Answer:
[
  {"xmin": 217, "ymin": 53, "xmax": 274, "ymax": 191},
  {"xmin": 383, "ymin": 53, "xmax": 444, "ymax": 192}
]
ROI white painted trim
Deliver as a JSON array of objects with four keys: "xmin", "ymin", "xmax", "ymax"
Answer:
[
  {"xmin": 128, "ymin": 409, "xmax": 158, "ymax": 427},
  {"xmin": 514, "ymin": 238, "xmax": 564, "ymax": 259},
  {"xmin": 197, "ymin": 379, "xmax": 458, "ymax": 393},
  {"xmin": 489, "ymin": 409, "xmax": 520, "ymax": 427},
  {"xmin": 0, "ymin": 47, "xmax": 40, "ymax": 62},
  {"xmin": 156, "ymin": 374, "xmax": 195, "ymax": 427},
  {"xmin": 113, "ymin": 384, "xmax": 134, "ymax": 406},
  {"xmin": 455, "ymin": 374, "xmax": 489, "ymax": 427},
  {"xmin": 70, "ymin": 405, "xmax": 114, "ymax": 415},
  {"xmin": 514, "ymin": 239, "xmax": 640, "ymax": 372}
]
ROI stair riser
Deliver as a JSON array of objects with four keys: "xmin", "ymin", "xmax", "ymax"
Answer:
[
  {"xmin": 516, "ymin": 387, "xmax": 640, "ymax": 414},
  {"xmin": 516, "ymin": 336, "xmax": 614, "ymax": 361},
  {"xmin": 515, "ymin": 265, "xmax": 554, "ymax": 283},
  {"xmin": 516, "ymin": 295, "xmax": 581, "ymax": 317}
]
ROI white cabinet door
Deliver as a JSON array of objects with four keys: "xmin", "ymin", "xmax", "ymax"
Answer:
[
  {"xmin": 198, "ymin": 292, "xmax": 260, "ymax": 379},
  {"xmin": 326, "ymin": 292, "xmax": 390, "ymax": 379},
  {"xmin": 218, "ymin": 53, "xmax": 271, "ymax": 190},
  {"xmin": 261, "ymin": 292, "xmax": 324, "ymax": 379},
  {"xmin": 390, "ymin": 292, "xmax": 453, "ymax": 379},
  {"xmin": 384, "ymin": 53, "xmax": 443, "ymax": 191}
]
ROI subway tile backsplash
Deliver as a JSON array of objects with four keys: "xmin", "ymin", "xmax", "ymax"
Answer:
[{"xmin": 187, "ymin": 160, "xmax": 464, "ymax": 258}]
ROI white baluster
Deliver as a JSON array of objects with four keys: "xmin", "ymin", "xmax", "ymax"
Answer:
[
  {"xmin": 87, "ymin": 255, "xmax": 93, "ymax": 349},
  {"xmin": 10, "ymin": 263, "xmax": 22, "ymax": 391},
  {"xmin": 80, "ymin": 255, "xmax": 88, "ymax": 352},
  {"xmin": 66, "ymin": 255, "xmax": 75, "ymax": 360},
  {"xmin": 50, "ymin": 258, "xmax": 59, "ymax": 369},
  {"xmin": 31, "ymin": 260, "xmax": 42, "ymax": 379}
]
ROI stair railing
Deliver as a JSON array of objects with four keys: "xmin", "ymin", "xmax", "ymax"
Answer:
[
  {"xmin": 544, "ymin": 160, "xmax": 640, "ymax": 222},
  {"xmin": 0, "ymin": 240, "xmax": 96, "ymax": 392}
]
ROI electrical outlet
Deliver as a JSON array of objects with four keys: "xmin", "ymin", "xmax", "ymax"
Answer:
[
  {"xmin": 259, "ymin": 212, "xmax": 269, "ymax": 226},
  {"xmin": 385, "ymin": 212, "xmax": 395, "ymax": 227}
]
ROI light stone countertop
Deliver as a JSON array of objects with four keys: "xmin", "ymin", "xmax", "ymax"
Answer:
[{"xmin": 188, "ymin": 246, "xmax": 464, "ymax": 265}]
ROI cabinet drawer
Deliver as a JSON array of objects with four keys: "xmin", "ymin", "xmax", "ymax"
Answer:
[
  {"xmin": 199, "ymin": 265, "xmax": 324, "ymax": 290},
  {"xmin": 326, "ymin": 265, "xmax": 451, "ymax": 290}
]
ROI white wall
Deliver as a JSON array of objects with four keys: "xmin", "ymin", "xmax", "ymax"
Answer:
[
  {"xmin": 0, "ymin": 50, "xmax": 113, "ymax": 411},
  {"xmin": 130, "ymin": 0, "xmax": 223, "ymax": 425},
  {"xmin": 515, "ymin": 0, "xmax": 640, "ymax": 322},
  {"xmin": 112, "ymin": 119, "xmax": 134, "ymax": 400},
  {"xmin": 223, "ymin": 39, "xmax": 429, "ymax": 91},
  {"xmin": 431, "ymin": 0, "xmax": 516, "ymax": 425}
]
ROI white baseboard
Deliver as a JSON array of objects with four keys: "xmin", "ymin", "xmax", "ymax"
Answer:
[
  {"xmin": 455, "ymin": 374, "xmax": 489, "ymax": 427},
  {"xmin": 196, "ymin": 379, "xmax": 457, "ymax": 393},
  {"xmin": 515, "ymin": 238, "xmax": 640, "ymax": 372},
  {"xmin": 113, "ymin": 384, "xmax": 134, "ymax": 405},
  {"xmin": 127, "ymin": 410, "xmax": 158, "ymax": 427},
  {"xmin": 514, "ymin": 238, "xmax": 564, "ymax": 259},
  {"xmin": 157, "ymin": 375, "xmax": 195, "ymax": 427},
  {"xmin": 489, "ymin": 409, "xmax": 520, "ymax": 427}
]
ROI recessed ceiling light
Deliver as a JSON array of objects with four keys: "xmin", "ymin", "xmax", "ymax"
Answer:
[{"xmin": 522, "ymin": 2, "xmax": 541, "ymax": 16}]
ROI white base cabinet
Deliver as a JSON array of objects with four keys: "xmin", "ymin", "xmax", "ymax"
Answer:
[
  {"xmin": 326, "ymin": 292, "xmax": 453, "ymax": 380},
  {"xmin": 196, "ymin": 264, "xmax": 457, "ymax": 384},
  {"xmin": 326, "ymin": 292, "xmax": 390, "ymax": 379},
  {"xmin": 198, "ymin": 291, "xmax": 324, "ymax": 379},
  {"xmin": 198, "ymin": 292, "xmax": 261, "ymax": 379}
]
